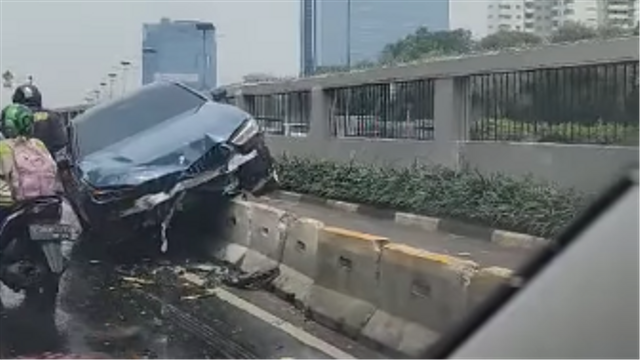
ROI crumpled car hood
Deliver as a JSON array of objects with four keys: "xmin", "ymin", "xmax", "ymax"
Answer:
[{"xmin": 79, "ymin": 102, "xmax": 248, "ymax": 188}]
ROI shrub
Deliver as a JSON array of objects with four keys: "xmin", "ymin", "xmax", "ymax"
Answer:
[
  {"xmin": 274, "ymin": 155, "xmax": 589, "ymax": 238},
  {"xmin": 471, "ymin": 118, "xmax": 639, "ymax": 145}
]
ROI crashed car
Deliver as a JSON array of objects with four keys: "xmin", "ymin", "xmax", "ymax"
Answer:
[{"xmin": 63, "ymin": 81, "xmax": 278, "ymax": 250}]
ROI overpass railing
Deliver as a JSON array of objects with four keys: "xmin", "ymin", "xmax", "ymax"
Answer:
[
  {"xmin": 232, "ymin": 37, "xmax": 638, "ymax": 193},
  {"xmin": 55, "ymin": 104, "xmax": 92, "ymax": 122},
  {"xmin": 233, "ymin": 37, "xmax": 639, "ymax": 146},
  {"xmin": 55, "ymin": 38, "xmax": 639, "ymax": 192}
]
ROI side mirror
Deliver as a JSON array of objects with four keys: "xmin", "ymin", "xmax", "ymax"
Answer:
[
  {"xmin": 54, "ymin": 149, "xmax": 74, "ymax": 170},
  {"xmin": 211, "ymin": 89, "xmax": 229, "ymax": 103}
]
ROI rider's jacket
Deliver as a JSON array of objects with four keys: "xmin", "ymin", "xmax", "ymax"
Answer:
[{"xmin": 30, "ymin": 108, "xmax": 70, "ymax": 156}]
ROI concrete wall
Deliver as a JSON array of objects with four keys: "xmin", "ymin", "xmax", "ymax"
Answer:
[{"xmin": 232, "ymin": 37, "xmax": 640, "ymax": 194}]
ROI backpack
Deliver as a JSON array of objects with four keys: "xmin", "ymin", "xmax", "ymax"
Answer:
[{"xmin": 6, "ymin": 138, "xmax": 58, "ymax": 202}]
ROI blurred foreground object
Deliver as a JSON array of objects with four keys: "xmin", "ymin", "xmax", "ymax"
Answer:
[
  {"xmin": 14, "ymin": 353, "xmax": 114, "ymax": 360},
  {"xmin": 428, "ymin": 168, "xmax": 639, "ymax": 359}
]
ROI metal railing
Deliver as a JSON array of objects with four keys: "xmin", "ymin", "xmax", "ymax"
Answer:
[
  {"xmin": 469, "ymin": 61, "xmax": 639, "ymax": 145},
  {"xmin": 328, "ymin": 79, "xmax": 435, "ymax": 140},
  {"xmin": 233, "ymin": 37, "xmax": 639, "ymax": 145},
  {"xmin": 57, "ymin": 38, "xmax": 640, "ymax": 146},
  {"xmin": 245, "ymin": 92, "xmax": 311, "ymax": 137}
]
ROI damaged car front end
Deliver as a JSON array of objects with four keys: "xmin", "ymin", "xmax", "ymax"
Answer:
[{"xmin": 65, "ymin": 81, "xmax": 278, "ymax": 250}]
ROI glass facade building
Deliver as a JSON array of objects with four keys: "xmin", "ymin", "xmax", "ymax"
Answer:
[
  {"xmin": 300, "ymin": 0, "xmax": 450, "ymax": 75},
  {"xmin": 142, "ymin": 18, "xmax": 217, "ymax": 90}
]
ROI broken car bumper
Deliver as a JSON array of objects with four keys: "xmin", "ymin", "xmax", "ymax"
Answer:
[{"xmin": 119, "ymin": 149, "xmax": 258, "ymax": 218}]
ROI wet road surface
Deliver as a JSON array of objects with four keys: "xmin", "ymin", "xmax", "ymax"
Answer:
[{"xmin": 0, "ymin": 255, "xmax": 382, "ymax": 359}]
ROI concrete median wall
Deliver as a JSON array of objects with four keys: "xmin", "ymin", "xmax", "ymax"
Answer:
[{"xmin": 211, "ymin": 199, "xmax": 515, "ymax": 357}]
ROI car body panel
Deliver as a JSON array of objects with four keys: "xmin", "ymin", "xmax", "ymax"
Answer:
[
  {"xmin": 64, "ymin": 81, "xmax": 278, "ymax": 243},
  {"xmin": 79, "ymin": 101, "xmax": 248, "ymax": 188}
]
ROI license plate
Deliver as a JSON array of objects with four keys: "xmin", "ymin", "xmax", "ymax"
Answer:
[{"xmin": 29, "ymin": 224, "xmax": 74, "ymax": 241}]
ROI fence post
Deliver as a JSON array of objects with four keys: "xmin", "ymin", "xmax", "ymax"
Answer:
[
  {"xmin": 433, "ymin": 77, "xmax": 470, "ymax": 170},
  {"xmin": 308, "ymin": 86, "xmax": 330, "ymax": 142},
  {"xmin": 233, "ymin": 90, "xmax": 248, "ymax": 111}
]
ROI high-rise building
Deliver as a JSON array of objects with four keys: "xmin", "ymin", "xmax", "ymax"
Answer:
[
  {"xmin": 486, "ymin": 0, "xmax": 528, "ymax": 33},
  {"xmin": 602, "ymin": 0, "xmax": 640, "ymax": 29},
  {"xmin": 487, "ymin": 0, "xmax": 639, "ymax": 37},
  {"xmin": 300, "ymin": 0, "xmax": 450, "ymax": 76},
  {"xmin": 142, "ymin": 18, "xmax": 217, "ymax": 91}
]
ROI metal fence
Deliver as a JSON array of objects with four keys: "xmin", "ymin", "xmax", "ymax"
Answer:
[
  {"xmin": 469, "ymin": 61, "xmax": 639, "ymax": 145},
  {"xmin": 245, "ymin": 92, "xmax": 311, "ymax": 137},
  {"xmin": 56, "ymin": 39, "xmax": 640, "ymax": 147},
  {"xmin": 327, "ymin": 79, "xmax": 435, "ymax": 140}
]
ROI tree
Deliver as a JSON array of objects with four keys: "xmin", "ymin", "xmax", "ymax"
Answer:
[
  {"xmin": 242, "ymin": 73, "xmax": 296, "ymax": 83},
  {"xmin": 549, "ymin": 21, "xmax": 599, "ymax": 43},
  {"xmin": 477, "ymin": 30, "xmax": 543, "ymax": 51},
  {"xmin": 598, "ymin": 24, "xmax": 634, "ymax": 39},
  {"xmin": 314, "ymin": 60, "xmax": 376, "ymax": 75},
  {"xmin": 379, "ymin": 27, "xmax": 474, "ymax": 64}
]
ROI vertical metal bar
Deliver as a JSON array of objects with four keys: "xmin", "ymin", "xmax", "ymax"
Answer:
[
  {"xmin": 494, "ymin": 73, "xmax": 499, "ymax": 140},
  {"xmin": 480, "ymin": 75, "xmax": 487, "ymax": 140},
  {"xmin": 568, "ymin": 66, "xmax": 575, "ymax": 142},
  {"xmin": 346, "ymin": 0, "xmax": 352, "ymax": 69},
  {"xmin": 429, "ymin": 79, "xmax": 435, "ymax": 140}
]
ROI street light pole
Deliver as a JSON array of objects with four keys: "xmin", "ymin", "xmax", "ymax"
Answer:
[
  {"xmin": 120, "ymin": 60, "xmax": 131, "ymax": 95},
  {"xmin": 346, "ymin": 0, "xmax": 352, "ymax": 69},
  {"xmin": 107, "ymin": 73, "xmax": 117, "ymax": 99},
  {"xmin": 99, "ymin": 82, "xmax": 107, "ymax": 100},
  {"xmin": 195, "ymin": 22, "xmax": 215, "ymax": 90}
]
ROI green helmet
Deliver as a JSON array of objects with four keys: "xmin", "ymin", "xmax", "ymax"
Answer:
[{"xmin": 1, "ymin": 103, "xmax": 35, "ymax": 138}]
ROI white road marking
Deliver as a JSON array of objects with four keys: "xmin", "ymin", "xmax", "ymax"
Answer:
[{"xmin": 211, "ymin": 288, "xmax": 356, "ymax": 359}]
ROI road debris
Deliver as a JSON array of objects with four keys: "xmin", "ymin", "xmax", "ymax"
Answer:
[
  {"xmin": 115, "ymin": 260, "xmax": 280, "ymax": 305},
  {"xmin": 222, "ymin": 267, "xmax": 280, "ymax": 290},
  {"xmin": 180, "ymin": 272, "xmax": 207, "ymax": 287},
  {"xmin": 121, "ymin": 277, "xmax": 155, "ymax": 286}
]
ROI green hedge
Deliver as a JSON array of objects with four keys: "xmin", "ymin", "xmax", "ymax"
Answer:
[
  {"xmin": 274, "ymin": 155, "xmax": 589, "ymax": 238},
  {"xmin": 471, "ymin": 118, "xmax": 639, "ymax": 145}
]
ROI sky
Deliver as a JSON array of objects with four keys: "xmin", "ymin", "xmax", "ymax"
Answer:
[{"xmin": 0, "ymin": 0, "xmax": 487, "ymax": 108}]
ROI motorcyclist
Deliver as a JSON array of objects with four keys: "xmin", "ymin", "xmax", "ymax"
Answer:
[
  {"xmin": 11, "ymin": 84, "xmax": 70, "ymax": 161},
  {"xmin": 0, "ymin": 104, "xmax": 61, "ymax": 225}
]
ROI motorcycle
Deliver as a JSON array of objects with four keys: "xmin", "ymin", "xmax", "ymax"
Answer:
[{"xmin": 0, "ymin": 195, "xmax": 79, "ymax": 314}]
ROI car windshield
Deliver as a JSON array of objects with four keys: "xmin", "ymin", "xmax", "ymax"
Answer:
[{"xmin": 73, "ymin": 82, "xmax": 206, "ymax": 157}]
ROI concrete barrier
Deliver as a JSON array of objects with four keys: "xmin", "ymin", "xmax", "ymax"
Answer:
[
  {"xmin": 212, "ymin": 199, "xmax": 253, "ymax": 265},
  {"xmin": 306, "ymin": 227, "xmax": 389, "ymax": 338},
  {"xmin": 210, "ymin": 200, "xmax": 516, "ymax": 357},
  {"xmin": 361, "ymin": 244, "xmax": 478, "ymax": 356},
  {"xmin": 211, "ymin": 200, "xmax": 291, "ymax": 273},
  {"xmin": 467, "ymin": 266, "xmax": 513, "ymax": 310},
  {"xmin": 272, "ymin": 217, "xmax": 323, "ymax": 306},
  {"xmin": 240, "ymin": 201, "xmax": 291, "ymax": 273}
]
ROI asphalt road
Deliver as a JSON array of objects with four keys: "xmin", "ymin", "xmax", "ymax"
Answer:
[{"xmin": 0, "ymin": 253, "xmax": 382, "ymax": 359}]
